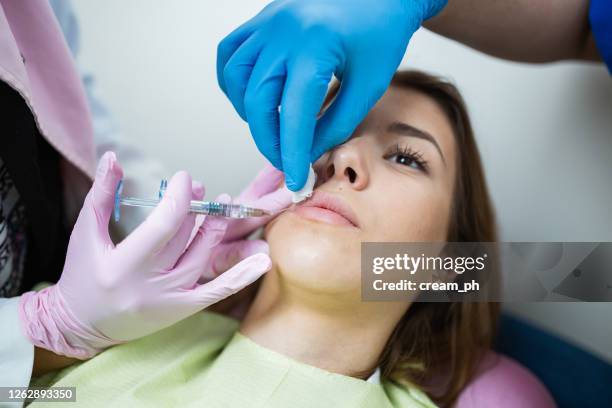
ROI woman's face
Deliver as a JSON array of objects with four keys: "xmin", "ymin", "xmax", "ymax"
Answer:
[{"xmin": 265, "ymin": 85, "xmax": 458, "ymax": 299}]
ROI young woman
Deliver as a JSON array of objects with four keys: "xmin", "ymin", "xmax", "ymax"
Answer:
[{"xmin": 30, "ymin": 71, "xmax": 555, "ymax": 408}]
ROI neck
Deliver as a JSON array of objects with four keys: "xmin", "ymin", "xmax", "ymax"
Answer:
[{"xmin": 240, "ymin": 269, "xmax": 405, "ymax": 378}]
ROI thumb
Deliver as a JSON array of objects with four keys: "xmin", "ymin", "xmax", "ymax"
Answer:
[
  {"xmin": 312, "ymin": 70, "xmax": 389, "ymax": 162},
  {"xmin": 190, "ymin": 253, "xmax": 271, "ymax": 308},
  {"xmin": 235, "ymin": 162, "xmax": 284, "ymax": 204},
  {"xmin": 119, "ymin": 171, "xmax": 193, "ymax": 256}
]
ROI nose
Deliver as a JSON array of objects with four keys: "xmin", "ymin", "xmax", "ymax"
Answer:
[{"xmin": 316, "ymin": 141, "xmax": 369, "ymax": 190}]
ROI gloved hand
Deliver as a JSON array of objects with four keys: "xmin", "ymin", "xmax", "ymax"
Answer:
[
  {"xmin": 217, "ymin": 0, "xmax": 447, "ymax": 191},
  {"xmin": 19, "ymin": 152, "xmax": 272, "ymax": 359},
  {"xmin": 198, "ymin": 164, "xmax": 291, "ymax": 319},
  {"xmin": 202, "ymin": 163, "xmax": 290, "ymax": 279}
]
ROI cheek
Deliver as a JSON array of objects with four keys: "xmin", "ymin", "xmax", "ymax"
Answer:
[
  {"xmin": 367, "ymin": 184, "xmax": 452, "ymax": 242},
  {"xmin": 265, "ymin": 213, "xmax": 362, "ymax": 295}
]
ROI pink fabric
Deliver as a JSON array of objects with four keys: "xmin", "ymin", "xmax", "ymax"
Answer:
[
  {"xmin": 0, "ymin": 0, "xmax": 96, "ymax": 181},
  {"xmin": 455, "ymin": 351, "xmax": 557, "ymax": 408}
]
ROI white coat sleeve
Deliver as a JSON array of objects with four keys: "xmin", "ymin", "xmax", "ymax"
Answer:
[{"xmin": 0, "ymin": 297, "xmax": 33, "ymax": 408}]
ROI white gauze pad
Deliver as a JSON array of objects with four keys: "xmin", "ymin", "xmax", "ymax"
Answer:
[{"xmin": 290, "ymin": 165, "xmax": 317, "ymax": 203}]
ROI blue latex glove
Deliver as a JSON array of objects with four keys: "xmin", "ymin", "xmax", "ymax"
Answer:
[{"xmin": 217, "ymin": 0, "xmax": 447, "ymax": 190}]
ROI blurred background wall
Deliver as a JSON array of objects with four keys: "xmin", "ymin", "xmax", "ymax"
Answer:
[{"xmin": 70, "ymin": 1, "xmax": 612, "ymax": 361}]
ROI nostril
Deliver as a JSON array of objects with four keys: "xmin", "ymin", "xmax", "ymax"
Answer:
[
  {"xmin": 345, "ymin": 167, "xmax": 357, "ymax": 183},
  {"xmin": 325, "ymin": 164, "xmax": 335, "ymax": 180}
]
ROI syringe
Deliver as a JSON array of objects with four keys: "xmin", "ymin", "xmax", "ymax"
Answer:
[{"xmin": 113, "ymin": 179, "xmax": 270, "ymax": 222}]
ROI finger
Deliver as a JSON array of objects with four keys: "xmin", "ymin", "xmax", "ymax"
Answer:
[
  {"xmin": 235, "ymin": 162, "xmax": 284, "ymax": 204},
  {"xmin": 81, "ymin": 151, "xmax": 124, "ymax": 246},
  {"xmin": 196, "ymin": 193, "xmax": 231, "ymax": 250},
  {"xmin": 216, "ymin": 1, "xmax": 281, "ymax": 94},
  {"xmin": 245, "ymin": 184, "xmax": 292, "ymax": 214},
  {"xmin": 191, "ymin": 181, "xmax": 204, "ymax": 199},
  {"xmin": 223, "ymin": 32, "xmax": 264, "ymax": 121},
  {"xmin": 312, "ymin": 68, "xmax": 389, "ymax": 162},
  {"xmin": 172, "ymin": 194, "xmax": 232, "ymax": 285},
  {"xmin": 202, "ymin": 239, "xmax": 269, "ymax": 282},
  {"xmin": 119, "ymin": 171, "xmax": 193, "ymax": 256},
  {"xmin": 224, "ymin": 187, "xmax": 291, "ymax": 242},
  {"xmin": 189, "ymin": 253, "xmax": 271, "ymax": 307},
  {"xmin": 243, "ymin": 49, "xmax": 286, "ymax": 170},
  {"xmin": 217, "ymin": 17, "xmax": 258, "ymax": 95},
  {"xmin": 280, "ymin": 57, "xmax": 334, "ymax": 191},
  {"xmin": 157, "ymin": 181, "xmax": 205, "ymax": 269}
]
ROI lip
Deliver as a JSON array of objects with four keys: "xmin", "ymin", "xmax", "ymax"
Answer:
[{"xmin": 293, "ymin": 190, "xmax": 359, "ymax": 228}]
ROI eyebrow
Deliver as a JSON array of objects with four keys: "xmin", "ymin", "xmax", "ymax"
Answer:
[{"xmin": 387, "ymin": 121, "xmax": 446, "ymax": 165}]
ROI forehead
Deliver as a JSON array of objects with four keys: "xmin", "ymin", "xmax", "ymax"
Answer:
[{"xmin": 358, "ymin": 86, "xmax": 457, "ymax": 158}]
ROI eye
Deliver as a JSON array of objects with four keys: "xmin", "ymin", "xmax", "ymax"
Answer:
[
  {"xmin": 392, "ymin": 153, "xmax": 421, "ymax": 170},
  {"xmin": 385, "ymin": 144, "xmax": 428, "ymax": 172}
]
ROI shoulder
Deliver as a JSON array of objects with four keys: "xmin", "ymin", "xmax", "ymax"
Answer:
[{"xmin": 454, "ymin": 351, "xmax": 556, "ymax": 408}]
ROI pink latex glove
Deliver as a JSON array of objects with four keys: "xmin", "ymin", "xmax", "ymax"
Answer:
[
  {"xmin": 19, "ymin": 152, "xmax": 272, "ymax": 359},
  {"xmin": 202, "ymin": 163, "xmax": 292, "ymax": 279}
]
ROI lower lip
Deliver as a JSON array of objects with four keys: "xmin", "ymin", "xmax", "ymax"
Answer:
[{"xmin": 293, "ymin": 206, "xmax": 356, "ymax": 227}]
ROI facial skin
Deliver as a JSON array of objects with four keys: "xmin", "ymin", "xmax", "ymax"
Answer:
[
  {"xmin": 240, "ymin": 84, "xmax": 460, "ymax": 378},
  {"xmin": 241, "ymin": 85, "xmax": 460, "ymax": 377},
  {"xmin": 264, "ymin": 85, "xmax": 458, "ymax": 301}
]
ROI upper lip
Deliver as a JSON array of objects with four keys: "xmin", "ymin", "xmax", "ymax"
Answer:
[{"xmin": 297, "ymin": 190, "xmax": 359, "ymax": 227}]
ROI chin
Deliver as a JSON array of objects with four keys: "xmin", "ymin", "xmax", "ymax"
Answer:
[{"xmin": 264, "ymin": 211, "xmax": 362, "ymax": 296}]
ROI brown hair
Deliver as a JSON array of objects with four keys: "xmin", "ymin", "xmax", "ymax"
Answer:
[{"xmin": 327, "ymin": 71, "xmax": 499, "ymax": 406}]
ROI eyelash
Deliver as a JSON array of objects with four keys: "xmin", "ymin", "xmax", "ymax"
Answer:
[{"xmin": 385, "ymin": 144, "xmax": 429, "ymax": 172}]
